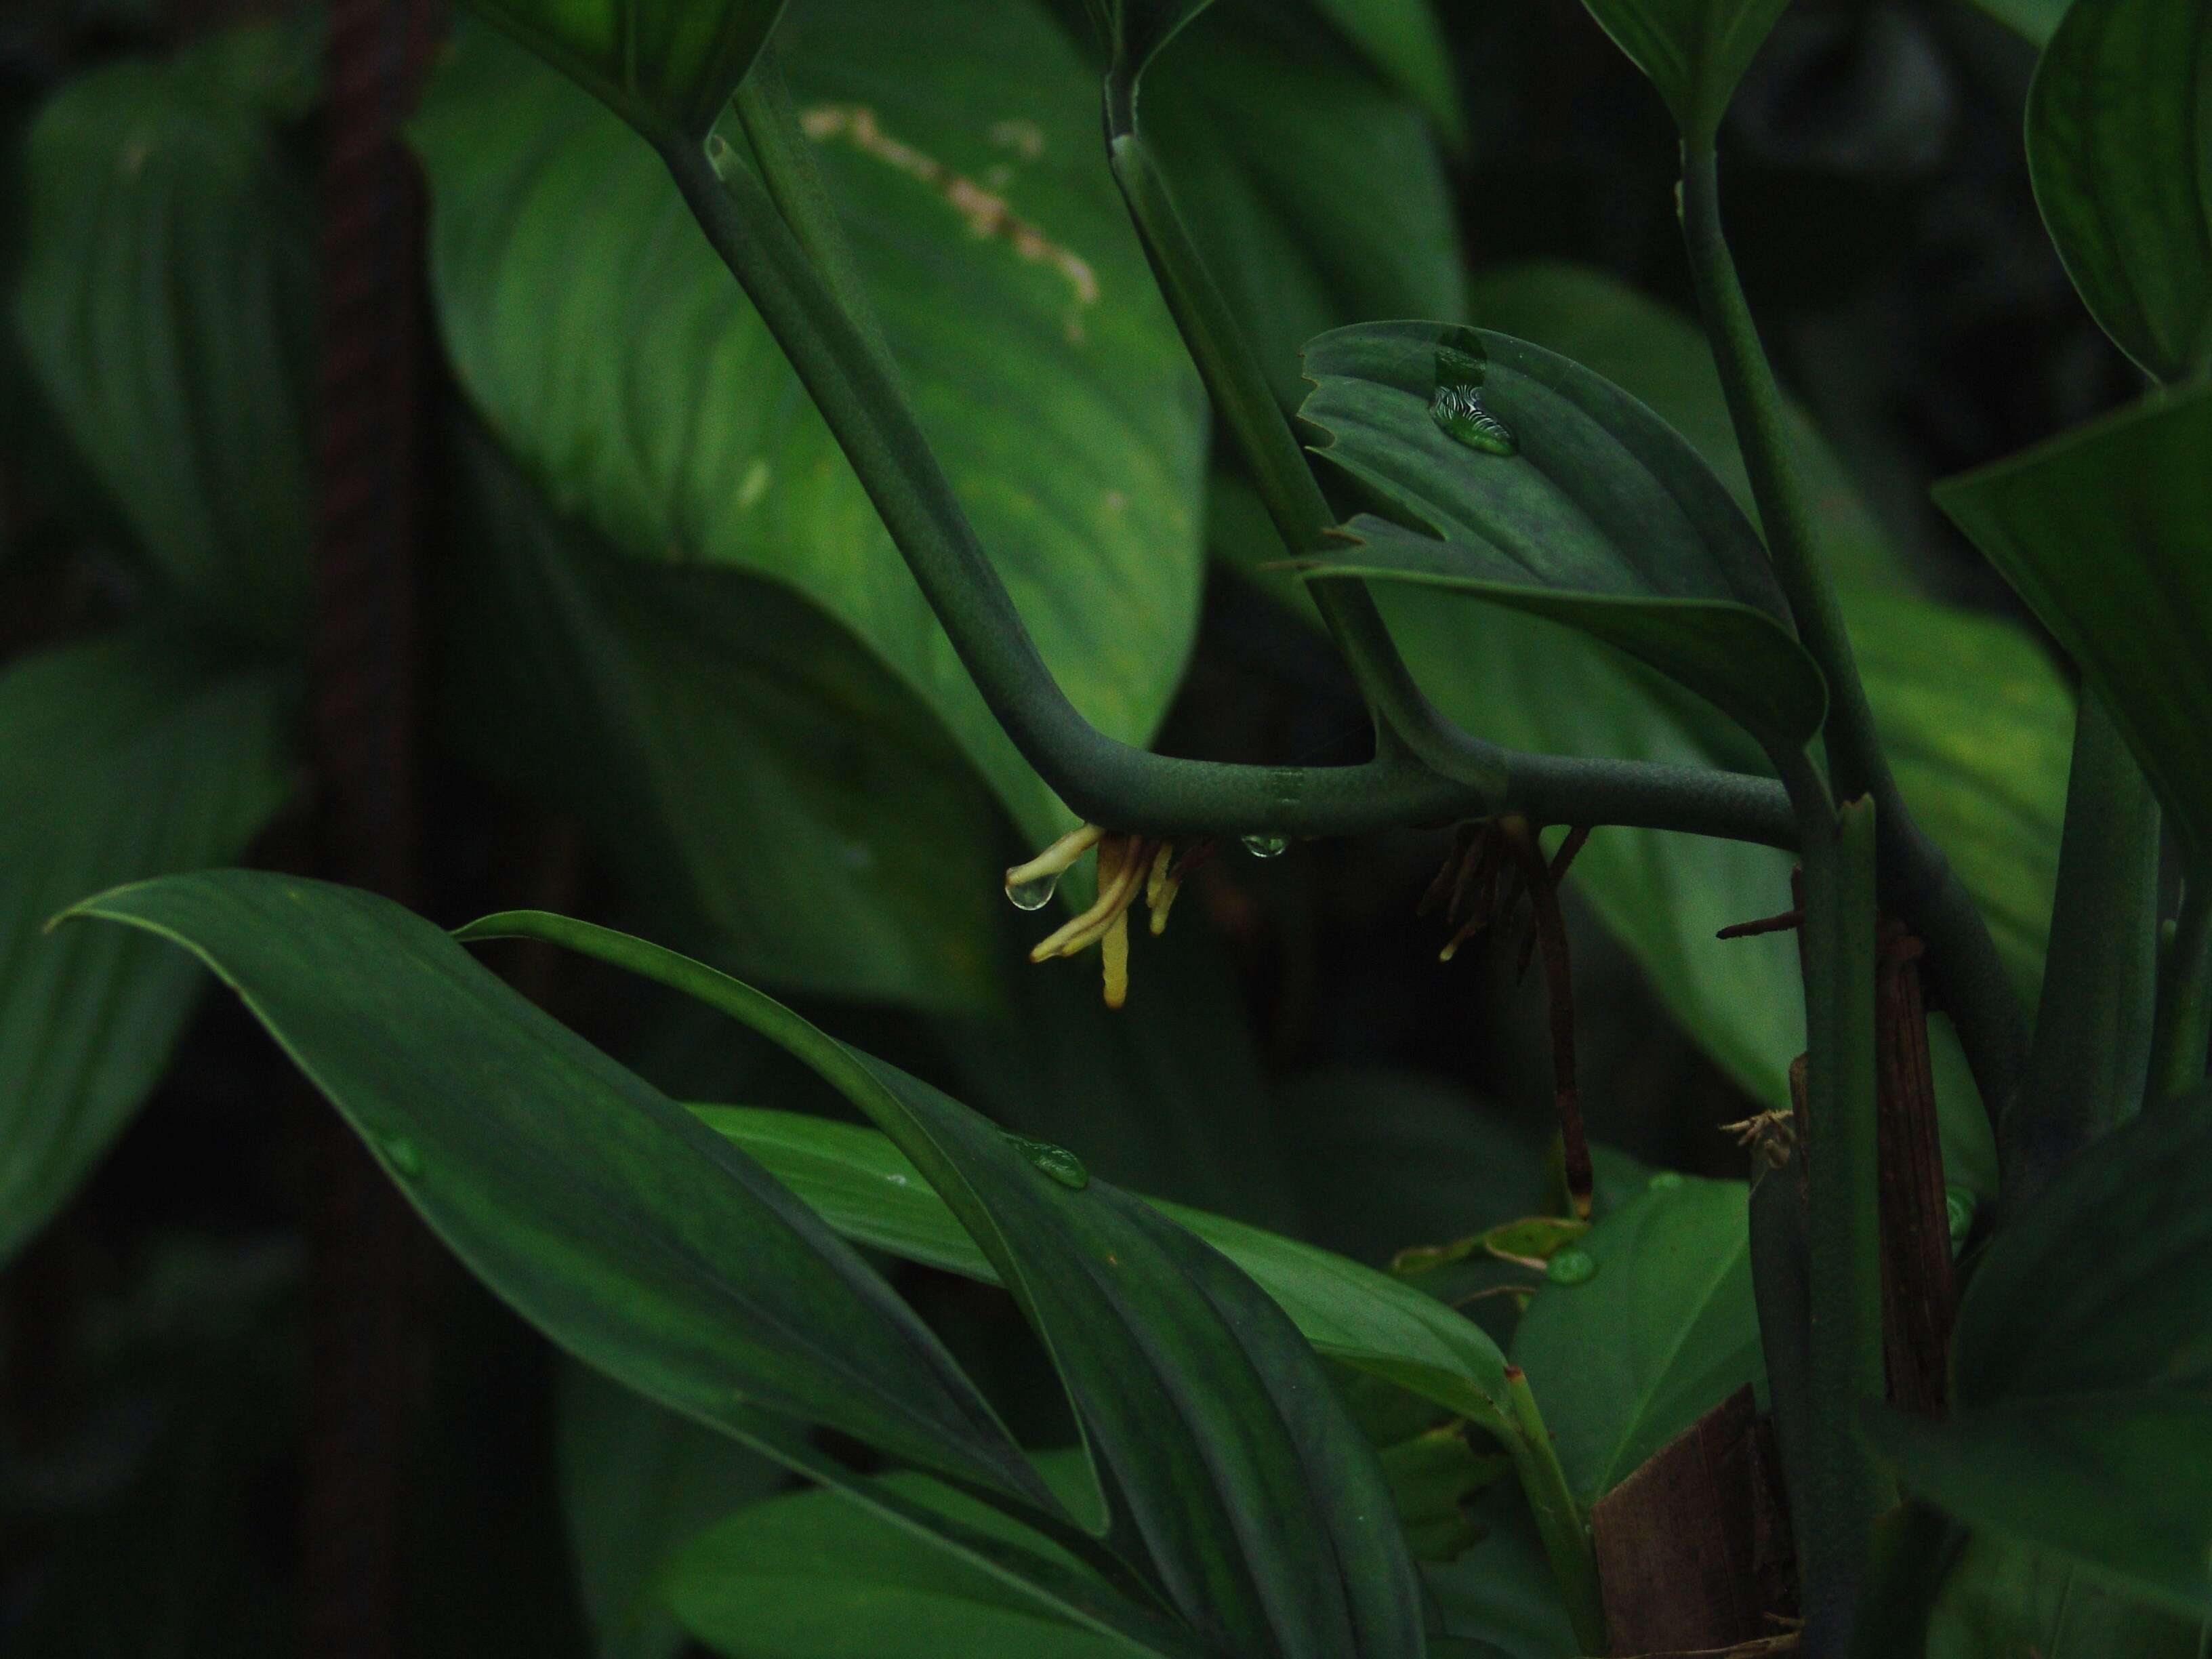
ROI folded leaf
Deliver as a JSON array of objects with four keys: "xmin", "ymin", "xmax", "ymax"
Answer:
[
  {"xmin": 459, "ymin": 909, "xmax": 1425, "ymax": 1659},
  {"xmin": 61, "ymin": 872, "xmax": 1044, "ymax": 1508},
  {"xmin": 1936, "ymin": 383, "xmax": 2212, "ymax": 860},
  {"xmin": 1572, "ymin": 0, "xmax": 1792, "ymax": 146},
  {"xmin": 0, "ymin": 632, "xmax": 292, "ymax": 1267},
  {"xmin": 2027, "ymin": 0, "xmax": 2212, "ymax": 383}
]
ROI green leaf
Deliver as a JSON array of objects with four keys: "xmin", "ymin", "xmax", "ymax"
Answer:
[
  {"xmin": 1928, "ymin": 1534, "xmax": 2203, "ymax": 1659},
  {"xmin": 464, "ymin": 0, "xmax": 785, "ymax": 142},
  {"xmin": 1508, "ymin": 1174, "xmax": 1760, "ymax": 1500},
  {"xmin": 0, "ymin": 631, "xmax": 291, "ymax": 1267},
  {"xmin": 1297, "ymin": 320, "xmax": 1826, "ymax": 755},
  {"xmin": 2026, "ymin": 0, "xmax": 2212, "ymax": 383},
  {"xmin": 1144, "ymin": 2, "xmax": 1466, "ymax": 409},
  {"xmin": 1308, "ymin": 0, "xmax": 1464, "ymax": 145},
  {"xmin": 556, "ymin": 1359, "xmax": 790, "ymax": 1659},
  {"xmin": 1963, "ymin": 0, "xmax": 2069, "ymax": 47},
  {"xmin": 1864, "ymin": 1088, "xmax": 2212, "ymax": 1614},
  {"xmin": 459, "ymin": 909, "xmax": 1425, "ymax": 1659},
  {"xmin": 12, "ymin": 35, "xmax": 314, "ymax": 643},
  {"xmin": 1573, "ymin": 0, "xmax": 1793, "ymax": 147},
  {"xmin": 1936, "ymin": 382, "xmax": 2212, "ymax": 860},
  {"xmin": 689, "ymin": 1103, "xmax": 1517, "ymax": 1433},
  {"xmin": 657, "ymin": 1449, "xmax": 1136, "ymax": 1659},
  {"xmin": 448, "ymin": 426, "xmax": 1000, "ymax": 1010},
  {"xmin": 1084, "ymin": 0, "xmax": 1216, "ymax": 88},
  {"xmin": 412, "ymin": 5, "xmax": 1207, "ymax": 851},
  {"xmin": 60, "ymin": 870, "xmax": 1044, "ymax": 1507}
]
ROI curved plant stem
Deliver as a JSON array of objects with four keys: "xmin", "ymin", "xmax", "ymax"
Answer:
[
  {"xmin": 1677, "ymin": 143, "xmax": 2028, "ymax": 1169},
  {"xmin": 2151, "ymin": 864, "xmax": 2212, "ymax": 1107},
  {"xmin": 1504, "ymin": 1366, "xmax": 1607, "ymax": 1656}
]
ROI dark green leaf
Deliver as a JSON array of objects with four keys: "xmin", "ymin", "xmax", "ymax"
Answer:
[
  {"xmin": 412, "ymin": 5, "xmax": 1207, "ymax": 851},
  {"xmin": 461, "ymin": 909, "xmax": 1425, "ymax": 1659},
  {"xmin": 448, "ymin": 427, "xmax": 1000, "ymax": 1010},
  {"xmin": 464, "ymin": 0, "xmax": 785, "ymax": 142},
  {"xmin": 689, "ymin": 1104, "xmax": 1517, "ymax": 1433},
  {"xmin": 0, "ymin": 631, "xmax": 291, "ymax": 1267},
  {"xmin": 60, "ymin": 872, "xmax": 1044, "ymax": 1506},
  {"xmin": 1936, "ymin": 382, "xmax": 2212, "ymax": 859},
  {"xmin": 1298, "ymin": 320, "xmax": 1825, "ymax": 754},
  {"xmin": 1573, "ymin": 0, "xmax": 1791, "ymax": 146},
  {"xmin": 1308, "ymin": 0, "xmax": 1463, "ymax": 144},
  {"xmin": 1964, "ymin": 0, "xmax": 2068, "ymax": 47},
  {"xmin": 1927, "ymin": 1534, "xmax": 2202, "ymax": 1659},
  {"xmin": 1083, "ymin": 0, "xmax": 1216, "ymax": 87},
  {"xmin": 657, "ymin": 1449, "xmax": 1136, "ymax": 1659},
  {"xmin": 556, "ymin": 1359, "xmax": 790, "ymax": 1659},
  {"xmin": 2027, "ymin": 0, "xmax": 2212, "ymax": 383},
  {"xmin": 1508, "ymin": 1174, "xmax": 1759, "ymax": 1500},
  {"xmin": 12, "ymin": 33, "xmax": 315, "ymax": 642}
]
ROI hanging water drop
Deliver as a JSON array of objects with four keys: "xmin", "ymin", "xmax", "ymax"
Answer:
[
  {"xmin": 1430, "ymin": 344, "xmax": 1517, "ymax": 457},
  {"xmin": 1545, "ymin": 1248, "xmax": 1597, "ymax": 1286},
  {"xmin": 1240, "ymin": 834, "xmax": 1289, "ymax": 860},
  {"xmin": 382, "ymin": 1135, "xmax": 423, "ymax": 1179},
  {"xmin": 1005, "ymin": 870, "xmax": 1059, "ymax": 911},
  {"xmin": 1005, "ymin": 1133, "xmax": 1089, "ymax": 1189}
]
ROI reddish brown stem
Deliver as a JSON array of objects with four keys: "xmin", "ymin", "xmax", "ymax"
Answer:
[{"xmin": 1503, "ymin": 821, "xmax": 1590, "ymax": 1217}]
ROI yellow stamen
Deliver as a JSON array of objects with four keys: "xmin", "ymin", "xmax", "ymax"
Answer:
[
  {"xmin": 1101, "ymin": 910, "xmax": 1130, "ymax": 1007},
  {"xmin": 1004, "ymin": 823, "xmax": 1103, "ymax": 893}
]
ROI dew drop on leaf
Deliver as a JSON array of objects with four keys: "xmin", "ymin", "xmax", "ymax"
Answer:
[
  {"xmin": 1545, "ymin": 1248, "xmax": 1596, "ymax": 1286},
  {"xmin": 381, "ymin": 1135, "xmax": 423, "ymax": 1179},
  {"xmin": 1241, "ymin": 834, "xmax": 1290, "ymax": 859},
  {"xmin": 1430, "ymin": 344, "xmax": 1517, "ymax": 456},
  {"xmin": 1004, "ymin": 1133, "xmax": 1089, "ymax": 1189},
  {"xmin": 1005, "ymin": 871, "xmax": 1059, "ymax": 911}
]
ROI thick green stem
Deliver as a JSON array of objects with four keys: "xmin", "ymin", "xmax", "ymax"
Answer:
[
  {"xmin": 2151, "ymin": 866, "xmax": 2212, "ymax": 1107},
  {"xmin": 1677, "ymin": 143, "xmax": 2028, "ymax": 1174},
  {"xmin": 1502, "ymin": 1366, "xmax": 1607, "ymax": 1656},
  {"xmin": 2009, "ymin": 692, "xmax": 2161, "ymax": 1204}
]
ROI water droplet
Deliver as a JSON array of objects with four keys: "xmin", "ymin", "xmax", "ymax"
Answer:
[
  {"xmin": 1946, "ymin": 1188, "xmax": 1975, "ymax": 1246},
  {"xmin": 1241, "ymin": 834, "xmax": 1289, "ymax": 860},
  {"xmin": 1430, "ymin": 345, "xmax": 1517, "ymax": 457},
  {"xmin": 382, "ymin": 1135, "xmax": 422, "ymax": 1179},
  {"xmin": 1005, "ymin": 1133, "xmax": 1089, "ymax": 1189},
  {"xmin": 1005, "ymin": 871, "xmax": 1059, "ymax": 911},
  {"xmin": 1647, "ymin": 1170, "xmax": 1685, "ymax": 1193},
  {"xmin": 1546, "ymin": 1248, "xmax": 1596, "ymax": 1286}
]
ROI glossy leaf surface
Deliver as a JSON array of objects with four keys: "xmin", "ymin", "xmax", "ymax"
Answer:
[
  {"xmin": 459, "ymin": 909, "xmax": 1423, "ymax": 1659},
  {"xmin": 0, "ymin": 634, "xmax": 291, "ymax": 1267},
  {"xmin": 2027, "ymin": 0, "xmax": 2212, "ymax": 382},
  {"xmin": 413, "ymin": 3, "xmax": 1207, "ymax": 849},
  {"xmin": 62, "ymin": 872, "xmax": 1041, "ymax": 1502},
  {"xmin": 1298, "ymin": 319, "xmax": 1824, "ymax": 754},
  {"xmin": 1936, "ymin": 383, "xmax": 2212, "ymax": 859},
  {"xmin": 464, "ymin": 0, "xmax": 785, "ymax": 140}
]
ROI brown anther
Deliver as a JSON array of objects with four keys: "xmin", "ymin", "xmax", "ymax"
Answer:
[
  {"xmin": 1721, "ymin": 1109, "xmax": 1797, "ymax": 1170},
  {"xmin": 1500, "ymin": 818, "xmax": 1592, "ymax": 1218},
  {"xmin": 1716, "ymin": 907, "xmax": 1805, "ymax": 941}
]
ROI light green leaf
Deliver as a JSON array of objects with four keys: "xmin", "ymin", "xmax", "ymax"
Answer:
[
  {"xmin": 412, "ymin": 4, "xmax": 1207, "ymax": 851},
  {"xmin": 0, "ymin": 631, "xmax": 291, "ymax": 1267},
  {"xmin": 1508, "ymin": 1174, "xmax": 1759, "ymax": 1500},
  {"xmin": 458, "ymin": 909, "xmax": 1425, "ymax": 1659},
  {"xmin": 464, "ymin": 0, "xmax": 785, "ymax": 142},
  {"xmin": 60, "ymin": 871, "xmax": 1045, "ymax": 1507},
  {"xmin": 1574, "ymin": 0, "xmax": 1793, "ymax": 146},
  {"xmin": 2027, "ymin": 0, "xmax": 2212, "ymax": 383},
  {"xmin": 1935, "ymin": 382, "xmax": 2212, "ymax": 859},
  {"xmin": 12, "ymin": 33, "xmax": 314, "ymax": 643},
  {"xmin": 1298, "ymin": 319, "xmax": 1825, "ymax": 755},
  {"xmin": 689, "ymin": 1103, "xmax": 1516, "ymax": 1433},
  {"xmin": 448, "ymin": 427, "xmax": 1000, "ymax": 1010}
]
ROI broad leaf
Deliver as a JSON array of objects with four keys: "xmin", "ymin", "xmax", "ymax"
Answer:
[
  {"xmin": 657, "ymin": 1449, "xmax": 1133, "ymax": 1659},
  {"xmin": 464, "ymin": 0, "xmax": 785, "ymax": 142},
  {"xmin": 12, "ymin": 29, "xmax": 314, "ymax": 643},
  {"xmin": 1298, "ymin": 320, "xmax": 1825, "ymax": 755},
  {"xmin": 691, "ymin": 1104, "xmax": 1517, "ymax": 1433},
  {"xmin": 1864, "ymin": 1088, "xmax": 2212, "ymax": 1614},
  {"xmin": 1928, "ymin": 1534, "xmax": 2203, "ymax": 1659},
  {"xmin": 1936, "ymin": 383, "xmax": 2212, "ymax": 859},
  {"xmin": 448, "ymin": 428, "xmax": 1000, "ymax": 1010},
  {"xmin": 1309, "ymin": 0, "xmax": 1463, "ymax": 144},
  {"xmin": 413, "ymin": 5, "xmax": 1208, "ymax": 851},
  {"xmin": 60, "ymin": 872, "xmax": 1044, "ymax": 1505},
  {"xmin": 1965, "ymin": 0, "xmax": 2068, "ymax": 46},
  {"xmin": 2027, "ymin": 0, "xmax": 2212, "ymax": 383},
  {"xmin": 1508, "ymin": 1174, "xmax": 1760, "ymax": 1500},
  {"xmin": 459, "ymin": 909, "xmax": 1425, "ymax": 1659},
  {"xmin": 1573, "ymin": 0, "xmax": 1793, "ymax": 146},
  {"xmin": 0, "ymin": 632, "xmax": 291, "ymax": 1267},
  {"xmin": 1141, "ymin": 1, "xmax": 1467, "ymax": 407}
]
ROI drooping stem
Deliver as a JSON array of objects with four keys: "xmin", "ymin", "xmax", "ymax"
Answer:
[
  {"xmin": 1500, "ymin": 819, "xmax": 1591, "ymax": 1217},
  {"xmin": 1677, "ymin": 143, "xmax": 2028, "ymax": 1172},
  {"xmin": 1503, "ymin": 1366, "xmax": 1608, "ymax": 1656},
  {"xmin": 2150, "ymin": 865, "xmax": 2212, "ymax": 1107}
]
